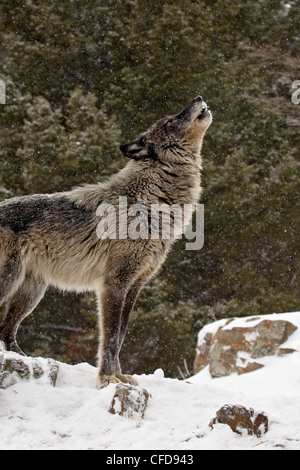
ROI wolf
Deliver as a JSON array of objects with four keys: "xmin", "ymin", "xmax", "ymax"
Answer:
[{"xmin": 0, "ymin": 96, "xmax": 212, "ymax": 387}]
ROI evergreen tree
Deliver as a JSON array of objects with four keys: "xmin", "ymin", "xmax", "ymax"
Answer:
[{"xmin": 0, "ymin": 0, "xmax": 298, "ymax": 375}]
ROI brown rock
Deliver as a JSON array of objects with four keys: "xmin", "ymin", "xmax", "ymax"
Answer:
[
  {"xmin": 209, "ymin": 404, "xmax": 269, "ymax": 437},
  {"xmin": 277, "ymin": 348, "xmax": 296, "ymax": 356},
  {"xmin": 253, "ymin": 411, "xmax": 269, "ymax": 437},
  {"xmin": 109, "ymin": 384, "xmax": 151, "ymax": 420},
  {"xmin": 236, "ymin": 361, "xmax": 264, "ymax": 375},
  {"xmin": 193, "ymin": 332, "xmax": 212, "ymax": 373},
  {"xmin": 251, "ymin": 320, "xmax": 297, "ymax": 358}
]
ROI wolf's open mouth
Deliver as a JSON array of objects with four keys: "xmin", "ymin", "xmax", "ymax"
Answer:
[{"xmin": 196, "ymin": 106, "xmax": 208, "ymax": 120}]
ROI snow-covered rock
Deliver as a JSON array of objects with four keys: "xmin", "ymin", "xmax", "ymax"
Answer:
[
  {"xmin": 0, "ymin": 350, "xmax": 59, "ymax": 389},
  {"xmin": 194, "ymin": 312, "xmax": 298, "ymax": 378},
  {"xmin": 109, "ymin": 383, "xmax": 151, "ymax": 420},
  {"xmin": 209, "ymin": 404, "xmax": 269, "ymax": 437}
]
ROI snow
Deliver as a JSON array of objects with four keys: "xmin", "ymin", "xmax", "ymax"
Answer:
[{"xmin": 0, "ymin": 311, "xmax": 300, "ymax": 450}]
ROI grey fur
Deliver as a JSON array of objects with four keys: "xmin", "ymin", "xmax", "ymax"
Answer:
[{"xmin": 0, "ymin": 96, "xmax": 212, "ymax": 387}]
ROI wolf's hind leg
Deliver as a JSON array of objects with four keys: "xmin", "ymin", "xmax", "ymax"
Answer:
[
  {"xmin": 0, "ymin": 249, "xmax": 23, "ymax": 308},
  {"xmin": 0, "ymin": 273, "xmax": 46, "ymax": 355}
]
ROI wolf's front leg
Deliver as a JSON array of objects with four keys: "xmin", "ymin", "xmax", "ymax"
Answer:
[{"xmin": 97, "ymin": 280, "xmax": 137, "ymax": 388}]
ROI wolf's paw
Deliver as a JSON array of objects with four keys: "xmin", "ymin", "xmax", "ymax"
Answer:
[
  {"xmin": 98, "ymin": 374, "xmax": 122, "ymax": 388},
  {"xmin": 98, "ymin": 373, "xmax": 138, "ymax": 388},
  {"xmin": 115, "ymin": 373, "xmax": 138, "ymax": 386},
  {"xmin": 8, "ymin": 341, "xmax": 26, "ymax": 356},
  {"xmin": 0, "ymin": 337, "xmax": 26, "ymax": 356}
]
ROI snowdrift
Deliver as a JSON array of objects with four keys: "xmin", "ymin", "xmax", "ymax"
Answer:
[{"xmin": 0, "ymin": 311, "xmax": 299, "ymax": 450}]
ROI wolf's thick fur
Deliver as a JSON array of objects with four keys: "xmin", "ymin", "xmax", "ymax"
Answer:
[{"xmin": 0, "ymin": 96, "xmax": 212, "ymax": 386}]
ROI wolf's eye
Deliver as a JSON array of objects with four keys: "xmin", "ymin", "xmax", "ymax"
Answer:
[{"xmin": 139, "ymin": 136, "xmax": 147, "ymax": 146}]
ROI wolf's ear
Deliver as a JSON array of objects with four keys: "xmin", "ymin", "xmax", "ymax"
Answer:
[{"xmin": 120, "ymin": 138, "xmax": 155, "ymax": 160}]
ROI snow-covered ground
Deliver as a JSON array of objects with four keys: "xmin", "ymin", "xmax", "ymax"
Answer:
[{"xmin": 0, "ymin": 311, "xmax": 300, "ymax": 450}]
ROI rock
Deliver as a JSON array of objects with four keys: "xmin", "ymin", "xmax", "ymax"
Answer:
[
  {"xmin": 0, "ymin": 351, "xmax": 60, "ymax": 389},
  {"xmin": 109, "ymin": 384, "xmax": 151, "ymax": 420},
  {"xmin": 277, "ymin": 348, "xmax": 296, "ymax": 356},
  {"xmin": 236, "ymin": 361, "xmax": 264, "ymax": 375},
  {"xmin": 32, "ymin": 359, "xmax": 44, "ymax": 380},
  {"xmin": 194, "ymin": 318, "xmax": 297, "ymax": 378},
  {"xmin": 209, "ymin": 404, "xmax": 269, "ymax": 437},
  {"xmin": 47, "ymin": 359, "xmax": 60, "ymax": 387},
  {"xmin": 251, "ymin": 320, "xmax": 297, "ymax": 358}
]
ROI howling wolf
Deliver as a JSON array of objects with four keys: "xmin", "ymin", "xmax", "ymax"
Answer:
[{"xmin": 0, "ymin": 96, "xmax": 212, "ymax": 387}]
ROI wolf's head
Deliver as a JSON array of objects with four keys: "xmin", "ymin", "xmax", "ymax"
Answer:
[{"xmin": 120, "ymin": 96, "xmax": 212, "ymax": 163}]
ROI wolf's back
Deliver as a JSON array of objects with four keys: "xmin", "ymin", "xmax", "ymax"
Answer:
[{"xmin": 0, "ymin": 194, "xmax": 94, "ymax": 235}]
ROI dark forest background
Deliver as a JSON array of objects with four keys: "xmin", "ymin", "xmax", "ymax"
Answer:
[{"xmin": 0, "ymin": 0, "xmax": 299, "ymax": 377}]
